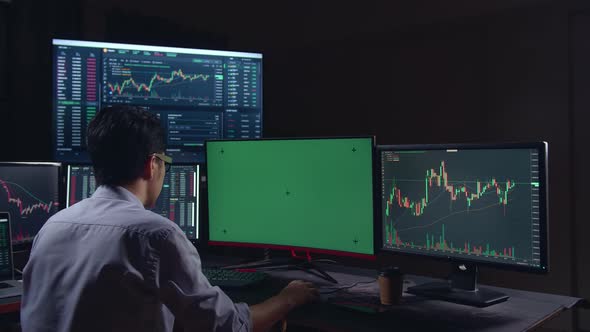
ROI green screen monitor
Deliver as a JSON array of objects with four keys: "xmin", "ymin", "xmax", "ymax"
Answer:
[{"xmin": 206, "ymin": 137, "xmax": 376, "ymax": 258}]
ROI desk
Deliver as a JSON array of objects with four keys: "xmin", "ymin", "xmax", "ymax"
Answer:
[
  {"xmin": 0, "ymin": 297, "xmax": 19, "ymax": 315},
  {"xmin": 2, "ymin": 260, "xmax": 582, "ymax": 331},
  {"xmin": 215, "ymin": 262, "xmax": 582, "ymax": 332},
  {"xmin": 0, "ymin": 296, "xmax": 20, "ymax": 332}
]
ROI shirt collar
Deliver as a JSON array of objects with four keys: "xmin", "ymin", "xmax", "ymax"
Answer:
[{"xmin": 91, "ymin": 185, "xmax": 145, "ymax": 209}]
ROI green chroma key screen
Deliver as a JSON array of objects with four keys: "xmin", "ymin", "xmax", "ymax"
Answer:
[{"xmin": 206, "ymin": 138, "xmax": 375, "ymax": 255}]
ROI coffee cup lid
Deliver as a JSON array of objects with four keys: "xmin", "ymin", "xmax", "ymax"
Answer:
[{"xmin": 379, "ymin": 266, "xmax": 401, "ymax": 277}]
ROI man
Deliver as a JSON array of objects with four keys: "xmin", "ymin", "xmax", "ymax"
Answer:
[{"xmin": 21, "ymin": 105, "xmax": 318, "ymax": 332}]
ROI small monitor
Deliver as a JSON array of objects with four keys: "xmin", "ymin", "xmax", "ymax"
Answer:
[
  {"xmin": 66, "ymin": 164, "xmax": 200, "ymax": 240},
  {"xmin": 66, "ymin": 165, "xmax": 97, "ymax": 207},
  {"xmin": 153, "ymin": 165, "xmax": 200, "ymax": 240},
  {"xmin": 378, "ymin": 142, "xmax": 549, "ymax": 306},
  {"xmin": 52, "ymin": 39, "xmax": 263, "ymax": 163},
  {"xmin": 206, "ymin": 137, "xmax": 376, "ymax": 258},
  {"xmin": 0, "ymin": 213, "xmax": 13, "ymax": 278},
  {"xmin": 0, "ymin": 162, "xmax": 62, "ymax": 245}
]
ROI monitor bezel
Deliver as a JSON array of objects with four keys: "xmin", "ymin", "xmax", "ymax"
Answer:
[
  {"xmin": 51, "ymin": 38, "xmax": 264, "ymax": 164},
  {"xmin": 0, "ymin": 162, "xmax": 64, "ymax": 250},
  {"xmin": 64, "ymin": 162, "xmax": 203, "ymax": 245},
  {"xmin": 204, "ymin": 136, "xmax": 378, "ymax": 260},
  {"xmin": 376, "ymin": 142, "xmax": 549, "ymax": 274}
]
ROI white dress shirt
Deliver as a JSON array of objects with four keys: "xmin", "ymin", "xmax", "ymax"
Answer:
[{"xmin": 21, "ymin": 185, "xmax": 250, "ymax": 332}]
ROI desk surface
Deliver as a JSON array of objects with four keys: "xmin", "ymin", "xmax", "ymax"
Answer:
[
  {"xmin": 0, "ymin": 297, "xmax": 19, "ymax": 314},
  {"xmin": 1, "ymin": 258, "xmax": 582, "ymax": 331},
  {"xmin": 213, "ymin": 261, "xmax": 581, "ymax": 332}
]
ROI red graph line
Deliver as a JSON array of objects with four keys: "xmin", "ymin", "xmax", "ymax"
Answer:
[{"xmin": 0, "ymin": 179, "xmax": 58, "ymax": 216}]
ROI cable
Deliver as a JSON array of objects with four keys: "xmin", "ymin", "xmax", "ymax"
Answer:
[
  {"xmin": 310, "ymin": 259, "xmax": 338, "ymax": 264},
  {"xmin": 319, "ymin": 278, "xmax": 377, "ymax": 294}
]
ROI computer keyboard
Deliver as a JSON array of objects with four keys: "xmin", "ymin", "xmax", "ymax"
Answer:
[
  {"xmin": 202, "ymin": 268, "xmax": 267, "ymax": 288},
  {"xmin": 0, "ymin": 282, "xmax": 13, "ymax": 289}
]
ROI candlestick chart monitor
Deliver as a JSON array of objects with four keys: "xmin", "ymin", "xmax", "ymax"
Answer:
[
  {"xmin": 379, "ymin": 143, "xmax": 548, "ymax": 271},
  {"xmin": 0, "ymin": 163, "xmax": 62, "ymax": 245},
  {"xmin": 52, "ymin": 39, "xmax": 263, "ymax": 163}
]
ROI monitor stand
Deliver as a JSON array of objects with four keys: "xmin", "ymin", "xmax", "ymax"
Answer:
[
  {"xmin": 221, "ymin": 249, "xmax": 339, "ymax": 284},
  {"xmin": 406, "ymin": 263, "xmax": 509, "ymax": 307}
]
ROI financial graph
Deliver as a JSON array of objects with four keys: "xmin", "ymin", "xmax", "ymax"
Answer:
[
  {"xmin": 53, "ymin": 40, "xmax": 263, "ymax": 163},
  {"xmin": 103, "ymin": 56, "xmax": 223, "ymax": 106},
  {"xmin": 107, "ymin": 69, "xmax": 210, "ymax": 98},
  {"xmin": 381, "ymin": 148, "xmax": 543, "ymax": 267},
  {"xmin": 0, "ymin": 180, "xmax": 57, "ymax": 215},
  {"xmin": 385, "ymin": 160, "xmax": 516, "ymax": 219},
  {"xmin": 0, "ymin": 165, "xmax": 61, "ymax": 244}
]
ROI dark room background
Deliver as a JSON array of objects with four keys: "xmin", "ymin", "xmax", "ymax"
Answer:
[{"xmin": 1, "ymin": 0, "xmax": 589, "ymax": 330}]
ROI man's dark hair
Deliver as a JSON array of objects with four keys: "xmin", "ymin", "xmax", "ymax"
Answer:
[{"xmin": 87, "ymin": 105, "xmax": 165, "ymax": 186}]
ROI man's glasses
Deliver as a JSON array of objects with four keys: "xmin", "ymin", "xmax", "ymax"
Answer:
[{"xmin": 151, "ymin": 153, "xmax": 172, "ymax": 173}]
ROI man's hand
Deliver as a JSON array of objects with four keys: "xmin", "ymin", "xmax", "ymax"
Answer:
[
  {"xmin": 251, "ymin": 280, "xmax": 319, "ymax": 332},
  {"xmin": 278, "ymin": 280, "xmax": 319, "ymax": 307}
]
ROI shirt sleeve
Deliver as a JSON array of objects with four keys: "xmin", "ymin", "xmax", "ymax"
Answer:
[{"xmin": 156, "ymin": 228, "xmax": 251, "ymax": 332}]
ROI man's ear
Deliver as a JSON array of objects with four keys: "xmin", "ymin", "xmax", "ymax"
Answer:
[{"xmin": 142, "ymin": 156, "xmax": 155, "ymax": 180}]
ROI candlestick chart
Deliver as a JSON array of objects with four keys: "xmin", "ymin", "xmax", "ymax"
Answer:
[
  {"xmin": 103, "ymin": 56, "xmax": 222, "ymax": 106},
  {"xmin": 381, "ymin": 148, "xmax": 543, "ymax": 267},
  {"xmin": 0, "ymin": 165, "xmax": 60, "ymax": 244}
]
